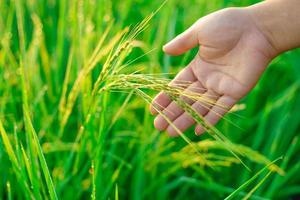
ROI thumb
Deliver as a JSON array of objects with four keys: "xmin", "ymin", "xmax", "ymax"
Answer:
[{"xmin": 163, "ymin": 23, "xmax": 199, "ymax": 56}]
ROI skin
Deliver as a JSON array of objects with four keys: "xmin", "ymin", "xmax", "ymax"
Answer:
[{"xmin": 150, "ymin": 0, "xmax": 300, "ymax": 136}]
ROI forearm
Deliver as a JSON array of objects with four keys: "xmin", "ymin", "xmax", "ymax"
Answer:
[{"xmin": 247, "ymin": 0, "xmax": 300, "ymax": 55}]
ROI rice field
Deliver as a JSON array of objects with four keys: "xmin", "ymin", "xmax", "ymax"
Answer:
[{"xmin": 0, "ymin": 0, "xmax": 300, "ymax": 199}]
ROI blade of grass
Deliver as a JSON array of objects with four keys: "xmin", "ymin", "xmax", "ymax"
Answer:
[
  {"xmin": 0, "ymin": 119, "xmax": 33, "ymax": 199},
  {"xmin": 242, "ymin": 171, "xmax": 273, "ymax": 200},
  {"xmin": 23, "ymin": 106, "xmax": 58, "ymax": 200},
  {"xmin": 115, "ymin": 184, "xmax": 119, "ymax": 200},
  {"xmin": 225, "ymin": 157, "xmax": 282, "ymax": 200},
  {"xmin": 6, "ymin": 182, "xmax": 12, "ymax": 200},
  {"xmin": 90, "ymin": 160, "xmax": 96, "ymax": 200}
]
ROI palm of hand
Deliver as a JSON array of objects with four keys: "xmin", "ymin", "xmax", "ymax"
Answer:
[{"xmin": 151, "ymin": 8, "xmax": 276, "ymax": 136}]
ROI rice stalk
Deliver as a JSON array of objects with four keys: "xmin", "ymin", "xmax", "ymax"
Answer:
[
  {"xmin": 115, "ymin": 184, "xmax": 119, "ymax": 200},
  {"xmin": 20, "ymin": 144, "xmax": 33, "ymax": 185},
  {"xmin": 59, "ymin": 26, "xmax": 128, "ymax": 134},
  {"xmin": 134, "ymin": 89, "xmax": 207, "ymax": 166},
  {"xmin": 92, "ymin": 0, "xmax": 169, "ymax": 96},
  {"xmin": 242, "ymin": 171, "xmax": 273, "ymax": 200},
  {"xmin": 15, "ymin": 5, "xmax": 57, "ymax": 195},
  {"xmin": 165, "ymin": 93, "xmax": 250, "ymax": 170},
  {"xmin": 177, "ymin": 139, "xmax": 283, "ymax": 174},
  {"xmin": 58, "ymin": 47, "xmax": 74, "ymax": 120},
  {"xmin": 6, "ymin": 181, "xmax": 12, "ymax": 200},
  {"xmin": 0, "ymin": 120, "xmax": 19, "ymax": 166},
  {"xmin": 0, "ymin": 119, "xmax": 33, "ymax": 199},
  {"xmin": 63, "ymin": 5, "xmax": 167, "ymax": 169},
  {"xmin": 90, "ymin": 160, "xmax": 96, "ymax": 200},
  {"xmin": 104, "ymin": 72, "xmax": 249, "ymax": 169},
  {"xmin": 23, "ymin": 107, "xmax": 58, "ymax": 200},
  {"xmin": 225, "ymin": 157, "xmax": 282, "ymax": 200}
]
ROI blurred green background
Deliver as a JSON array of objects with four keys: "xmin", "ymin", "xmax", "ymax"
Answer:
[{"xmin": 0, "ymin": 0, "xmax": 300, "ymax": 199}]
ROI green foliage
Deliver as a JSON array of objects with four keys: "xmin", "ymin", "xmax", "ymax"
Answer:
[{"xmin": 0, "ymin": 0, "xmax": 299, "ymax": 199}]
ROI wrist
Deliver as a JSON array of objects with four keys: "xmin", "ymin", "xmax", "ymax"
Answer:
[
  {"xmin": 245, "ymin": 1, "xmax": 281, "ymax": 57},
  {"xmin": 246, "ymin": 0, "xmax": 300, "ymax": 56}
]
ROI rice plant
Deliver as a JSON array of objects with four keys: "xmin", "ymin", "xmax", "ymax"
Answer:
[{"xmin": 0, "ymin": 0, "xmax": 300, "ymax": 199}]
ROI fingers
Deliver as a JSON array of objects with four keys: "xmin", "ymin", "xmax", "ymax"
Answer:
[
  {"xmin": 154, "ymin": 101, "xmax": 184, "ymax": 131},
  {"xmin": 195, "ymin": 95, "xmax": 236, "ymax": 135},
  {"xmin": 166, "ymin": 90, "xmax": 219, "ymax": 136},
  {"xmin": 153, "ymin": 81, "xmax": 205, "ymax": 131},
  {"xmin": 163, "ymin": 23, "xmax": 199, "ymax": 56},
  {"xmin": 150, "ymin": 65, "xmax": 197, "ymax": 115},
  {"xmin": 150, "ymin": 92, "xmax": 171, "ymax": 115}
]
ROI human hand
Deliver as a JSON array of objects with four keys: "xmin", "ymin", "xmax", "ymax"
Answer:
[{"xmin": 151, "ymin": 7, "xmax": 277, "ymax": 136}]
